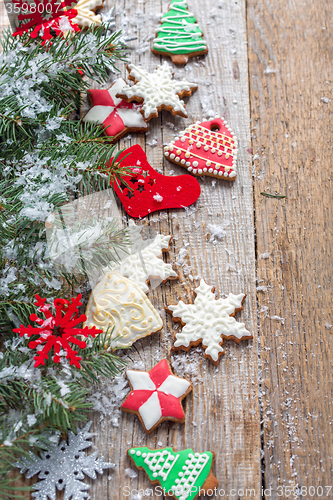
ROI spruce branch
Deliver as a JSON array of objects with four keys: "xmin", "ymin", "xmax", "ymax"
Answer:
[
  {"xmin": 0, "ymin": 18, "xmax": 132, "ymax": 491},
  {"xmin": 78, "ymin": 328, "xmax": 127, "ymax": 383}
]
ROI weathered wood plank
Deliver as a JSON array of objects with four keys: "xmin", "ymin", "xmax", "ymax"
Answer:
[
  {"xmin": 0, "ymin": 1, "xmax": 10, "ymax": 34},
  {"xmin": 91, "ymin": 0, "xmax": 260, "ymax": 499},
  {"xmin": 247, "ymin": 0, "xmax": 333, "ymax": 496},
  {"xmin": 0, "ymin": 1, "xmax": 261, "ymax": 498}
]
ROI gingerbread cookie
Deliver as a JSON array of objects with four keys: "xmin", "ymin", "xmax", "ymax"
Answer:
[
  {"xmin": 82, "ymin": 78, "xmax": 149, "ymax": 142},
  {"xmin": 152, "ymin": 0, "xmax": 208, "ymax": 66},
  {"xmin": 128, "ymin": 446, "xmax": 218, "ymax": 500},
  {"xmin": 166, "ymin": 279, "xmax": 252, "ymax": 365},
  {"xmin": 84, "ymin": 272, "xmax": 163, "ymax": 348},
  {"xmin": 104, "ymin": 220, "xmax": 178, "ymax": 293},
  {"xmin": 121, "ymin": 359, "xmax": 192, "ymax": 433},
  {"xmin": 71, "ymin": 0, "xmax": 103, "ymax": 27},
  {"xmin": 164, "ymin": 118, "xmax": 238, "ymax": 180},
  {"xmin": 111, "ymin": 145, "xmax": 201, "ymax": 218},
  {"xmin": 115, "ymin": 62, "xmax": 197, "ymax": 121}
]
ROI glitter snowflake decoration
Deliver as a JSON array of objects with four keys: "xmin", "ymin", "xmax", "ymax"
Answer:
[
  {"xmin": 117, "ymin": 62, "xmax": 197, "ymax": 121},
  {"xmin": 12, "ymin": 0, "xmax": 80, "ymax": 45},
  {"xmin": 16, "ymin": 422, "xmax": 114, "ymax": 500},
  {"xmin": 167, "ymin": 279, "xmax": 252, "ymax": 364},
  {"xmin": 13, "ymin": 294, "xmax": 102, "ymax": 368}
]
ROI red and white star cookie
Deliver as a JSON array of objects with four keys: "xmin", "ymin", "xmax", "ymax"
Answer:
[
  {"xmin": 82, "ymin": 78, "xmax": 149, "ymax": 142},
  {"xmin": 164, "ymin": 118, "xmax": 238, "ymax": 180},
  {"xmin": 121, "ymin": 359, "xmax": 192, "ymax": 433}
]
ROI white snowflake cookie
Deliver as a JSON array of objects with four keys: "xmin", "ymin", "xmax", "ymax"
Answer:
[
  {"xmin": 103, "ymin": 220, "xmax": 178, "ymax": 293},
  {"xmin": 167, "ymin": 279, "xmax": 252, "ymax": 364},
  {"xmin": 116, "ymin": 62, "xmax": 198, "ymax": 121}
]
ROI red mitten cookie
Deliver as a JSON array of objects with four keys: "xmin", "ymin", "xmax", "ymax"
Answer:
[
  {"xmin": 112, "ymin": 145, "xmax": 201, "ymax": 218},
  {"xmin": 164, "ymin": 118, "xmax": 237, "ymax": 180}
]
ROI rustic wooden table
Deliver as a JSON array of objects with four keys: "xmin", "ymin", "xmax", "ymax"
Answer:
[{"xmin": 1, "ymin": 1, "xmax": 332, "ymax": 499}]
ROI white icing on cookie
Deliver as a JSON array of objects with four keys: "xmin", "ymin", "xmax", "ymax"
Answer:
[
  {"xmin": 168, "ymin": 279, "xmax": 251, "ymax": 363},
  {"xmin": 164, "ymin": 119, "xmax": 237, "ymax": 180},
  {"xmin": 83, "ymin": 79, "xmax": 148, "ymax": 139},
  {"xmin": 84, "ymin": 272, "xmax": 163, "ymax": 348},
  {"xmin": 153, "ymin": 0, "xmax": 208, "ymax": 55},
  {"xmin": 104, "ymin": 221, "xmax": 177, "ymax": 292},
  {"xmin": 122, "ymin": 359, "xmax": 191, "ymax": 430},
  {"xmin": 117, "ymin": 62, "xmax": 197, "ymax": 120},
  {"xmin": 71, "ymin": 0, "xmax": 103, "ymax": 27}
]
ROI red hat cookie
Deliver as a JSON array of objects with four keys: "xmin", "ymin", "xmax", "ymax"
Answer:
[{"xmin": 164, "ymin": 118, "xmax": 238, "ymax": 180}]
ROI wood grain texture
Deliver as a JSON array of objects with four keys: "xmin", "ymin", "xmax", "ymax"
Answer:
[
  {"xmin": 0, "ymin": 1, "xmax": 9, "ymax": 34},
  {"xmin": 247, "ymin": 0, "xmax": 333, "ymax": 496},
  {"xmin": 90, "ymin": 0, "xmax": 260, "ymax": 498},
  {"xmin": 1, "ymin": 1, "xmax": 261, "ymax": 498}
]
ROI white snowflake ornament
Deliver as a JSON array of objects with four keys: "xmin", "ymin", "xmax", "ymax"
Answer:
[
  {"xmin": 15, "ymin": 422, "xmax": 114, "ymax": 500},
  {"xmin": 104, "ymin": 220, "xmax": 178, "ymax": 293},
  {"xmin": 116, "ymin": 62, "xmax": 198, "ymax": 121},
  {"xmin": 167, "ymin": 280, "xmax": 252, "ymax": 365}
]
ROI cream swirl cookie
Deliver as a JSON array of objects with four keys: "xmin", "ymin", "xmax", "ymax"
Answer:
[
  {"xmin": 84, "ymin": 272, "xmax": 163, "ymax": 348},
  {"xmin": 71, "ymin": 0, "xmax": 103, "ymax": 27}
]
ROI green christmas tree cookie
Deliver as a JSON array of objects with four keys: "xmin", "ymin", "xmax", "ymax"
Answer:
[
  {"xmin": 152, "ymin": 0, "xmax": 208, "ymax": 65},
  {"xmin": 128, "ymin": 446, "xmax": 218, "ymax": 500}
]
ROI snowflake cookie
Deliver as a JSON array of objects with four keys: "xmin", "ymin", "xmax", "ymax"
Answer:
[
  {"xmin": 82, "ymin": 78, "xmax": 149, "ymax": 142},
  {"xmin": 104, "ymin": 220, "xmax": 178, "ymax": 292},
  {"xmin": 121, "ymin": 359, "xmax": 192, "ymax": 433},
  {"xmin": 84, "ymin": 272, "xmax": 163, "ymax": 348},
  {"xmin": 116, "ymin": 62, "xmax": 198, "ymax": 121},
  {"xmin": 72, "ymin": 0, "xmax": 104, "ymax": 27},
  {"xmin": 128, "ymin": 446, "xmax": 218, "ymax": 500},
  {"xmin": 16, "ymin": 422, "xmax": 113, "ymax": 500},
  {"xmin": 167, "ymin": 279, "xmax": 252, "ymax": 364},
  {"xmin": 164, "ymin": 118, "xmax": 238, "ymax": 180}
]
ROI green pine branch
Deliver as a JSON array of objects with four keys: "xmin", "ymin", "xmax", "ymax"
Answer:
[{"xmin": 0, "ymin": 22, "xmax": 132, "ymax": 493}]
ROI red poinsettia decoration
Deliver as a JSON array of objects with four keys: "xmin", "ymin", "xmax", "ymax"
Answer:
[
  {"xmin": 12, "ymin": 0, "xmax": 80, "ymax": 45},
  {"xmin": 13, "ymin": 294, "xmax": 102, "ymax": 369}
]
